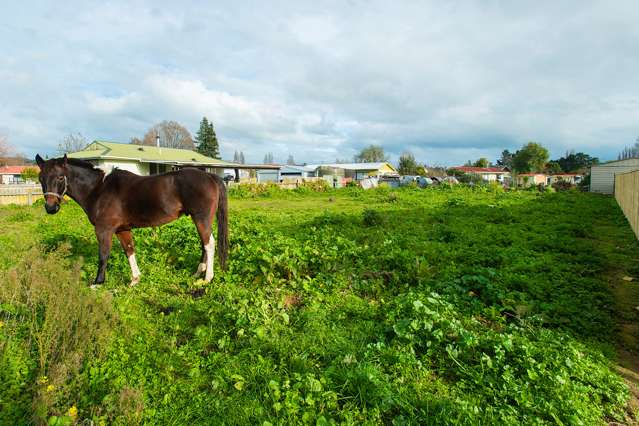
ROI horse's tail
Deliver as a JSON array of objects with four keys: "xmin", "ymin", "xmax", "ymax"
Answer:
[{"xmin": 213, "ymin": 175, "xmax": 229, "ymax": 270}]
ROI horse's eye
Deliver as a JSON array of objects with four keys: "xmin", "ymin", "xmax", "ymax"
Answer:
[{"xmin": 58, "ymin": 176, "xmax": 65, "ymax": 181}]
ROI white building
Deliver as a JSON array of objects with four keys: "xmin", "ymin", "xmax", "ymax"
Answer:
[{"xmin": 590, "ymin": 158, "xmax": 639, "ymax": 194}]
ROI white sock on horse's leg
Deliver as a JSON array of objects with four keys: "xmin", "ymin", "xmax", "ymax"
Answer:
[
  {"xmin": 196, "ymin": 262, "xmax": 206, "ymax": 276},
  {"xmin": 129, "ymin": 254, "xmax": 141, "ymax": 286},
  {"xmin": 204, "ymin": 235, "xmax": 215, "ymax": 282}
]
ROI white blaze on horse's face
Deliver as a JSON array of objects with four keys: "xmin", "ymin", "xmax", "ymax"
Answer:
[{"xmin": 204, "ymin": 235, "xmax": 215, "ymax": 282}]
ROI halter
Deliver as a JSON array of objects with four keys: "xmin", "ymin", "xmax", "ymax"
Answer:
[{"xmin": 44, "ymin": 175, "xmax": 68, "ymax": 201}]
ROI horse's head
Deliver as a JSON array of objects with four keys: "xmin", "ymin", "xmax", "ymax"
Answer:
[{"xmin": 35, "ymin": 154, "xmax": 69, "ymax": 214}]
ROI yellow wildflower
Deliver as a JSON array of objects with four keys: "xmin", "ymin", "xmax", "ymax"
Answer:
[
  {"xmin": 46, "ymin": 384, "xmax": 55, "ymax": 392},
  {"xmin": 37, "ymin": 376, "xmax": 48, "ymax": 385},
  {"xmin": 68, "ymin": 405, "xmax": 78, "ymax": 419},
  {"xmin": 0, "ymin": 320, "xmax": 4, "ymax": 328}
]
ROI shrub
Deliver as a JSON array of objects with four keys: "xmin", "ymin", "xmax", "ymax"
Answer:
[
  {"xmin": 362, "ymin": 209, "xmax": 383, "ymax": 226},
  {"xmin": 0, "ymin": 245, "xmax": 116, "ymax": 424},
  {"xmin": 552, "ymin": 181, "xmax": 576, "ymax": 192}
]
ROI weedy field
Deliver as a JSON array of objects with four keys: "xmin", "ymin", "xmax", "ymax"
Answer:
[{"xmin": 1, "ymin": 184, "xmax": 638, "ymax": 425}]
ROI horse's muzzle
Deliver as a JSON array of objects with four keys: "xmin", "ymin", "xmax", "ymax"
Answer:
[{"xmin": 45, "ymin": 203, "xmax": 60, "ymax": 214}]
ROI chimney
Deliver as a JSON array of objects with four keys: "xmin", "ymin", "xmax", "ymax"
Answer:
[{"xmin": 156, "ymin": 132, "xmax": 160, "ymax": 148}]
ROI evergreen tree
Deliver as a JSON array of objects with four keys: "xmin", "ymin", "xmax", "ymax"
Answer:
[
  {"xmin": 263, "ymin": 152, "xmax": 274, "ymax": 164},
  {"xmin": 287, "ymin": 154, "xmax": 295, "ymax": 165},
  {"xmin": 398, "ymin": 152, "xmax": 418, "ymax": 175},
  {"xmin": 233, "ymin": 150, "xmax": 240, "ymax": 163},
  {"xmin": 239, "ymin": 152, "xmax": 245, "ymax": 164},
  {"xmin": 195, "ymin": 117, "xmax": 221, "ymax": 159}
]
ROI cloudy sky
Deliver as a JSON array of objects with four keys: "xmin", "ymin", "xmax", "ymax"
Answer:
[{"xmin": 1, "ymin": 1, "xmax": 638, "ymax": 165}]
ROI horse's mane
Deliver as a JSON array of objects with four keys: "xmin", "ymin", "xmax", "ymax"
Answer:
[{"xmin": 66, "ymin": 158, "xmax": 104, "ymax": 173}]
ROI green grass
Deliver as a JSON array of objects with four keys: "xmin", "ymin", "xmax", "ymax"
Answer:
[{"xmin": 1, "ymin": 185, "xmax": 638, "ymax": 425}]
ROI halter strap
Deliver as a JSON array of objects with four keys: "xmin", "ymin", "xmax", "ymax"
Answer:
[{"xmin": 43, "ymin": 176, "xmax": 68, "ymax": 200}]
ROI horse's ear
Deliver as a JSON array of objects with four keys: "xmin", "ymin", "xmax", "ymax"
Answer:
[
  {"xmin": 62, "ymin": 154, "xmax": 68, "ymax": 165},
  {"xmin": 35, "ymin": 154, "xmax": 45, "ymax": 168}
]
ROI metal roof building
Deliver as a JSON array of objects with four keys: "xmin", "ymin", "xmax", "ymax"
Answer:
[
  {"xmin": 590, "ymin": 158, "xmax": 639, "ymax": 194},
  {"xmin": 68, "ymin": 141, "xmax": 279, "ymax": 179}
]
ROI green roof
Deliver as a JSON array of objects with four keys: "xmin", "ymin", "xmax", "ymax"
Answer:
[{"xmin": 68, "ymin": 141, "xmax": 237, "ymax": 167}]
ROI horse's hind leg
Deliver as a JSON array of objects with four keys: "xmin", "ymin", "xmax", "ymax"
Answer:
[
  {"xmin": 117, "ymin": 230, "xmax": 140, "ymax": 286},
  {"xmin": 194, "ymin": 241, "xmax": 206, "ymax": 277},
  {"xmin": 193, "ymin": 216, "xmax": 215, "ymax": 282}
]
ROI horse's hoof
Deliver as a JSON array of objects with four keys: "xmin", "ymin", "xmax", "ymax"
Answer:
[
  {"xmin": 129, "ymin": 277, "xmax": 140, "ymax": 287},
  {"xmin": 90, "ymin": 284, "xmax": 102, "ymax": 290}
]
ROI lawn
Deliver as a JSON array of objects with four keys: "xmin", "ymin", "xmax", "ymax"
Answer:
[{"xmin": 1, "ymin": 184, "xmax": 638, "ymax": 425}]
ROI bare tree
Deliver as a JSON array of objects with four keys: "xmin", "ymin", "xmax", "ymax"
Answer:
[
  {"xmin": 57, "ymin": 132, "xmax": 88, "ymax": 155},
  {"xmin": 141, "ymin": 121, "xmax": 195, "ymax": 150},
  {"xmin": 130, "ymin": 137, "xmax": 144, "ymax": 145},
  {"xmin": 0, "ymin": 134, "xmax": 10, "ymax": 158}
]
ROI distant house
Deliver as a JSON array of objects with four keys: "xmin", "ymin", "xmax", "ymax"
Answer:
[
  {"xmin": 0, "ymin": 165, "xmax": 35, "ymax": 184},
  {"xmin": 590, "ymin": 158, "xmax": 639, "ymax": 194},
  {"xmin": 304, "ymin": 162, "xmax": 397, "ymax": 181},
  {"xmin": 68, "ymin": 141, "xmax": 280, "ymax": 181},
  {"xmin": 450, "ymin": 166, "xmax": 510, "ymax": 182},
  {"xmin": 280, "ymin": 165, "xmax": 319, "ymax": 179},
  {"xmin": 516, "ymin": 173, "xmax": 547, "ymax": 187},
  {"xmin": 546, "ymin": 173, "xmax": 583, "ymax": 186}
]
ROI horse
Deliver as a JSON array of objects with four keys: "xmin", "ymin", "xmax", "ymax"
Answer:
[{"xmin": 35, "ymin": 154, "xmax": 229, "ymax": 287}]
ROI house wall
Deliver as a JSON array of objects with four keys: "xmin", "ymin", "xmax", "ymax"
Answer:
[
  {"xmin": 256, "ymin": 170, "xmax": 280, "ymax": 183},
  {"xmin": 591, "ymin": 159, "xmax": 639, "ymax": 194},
  {"xmin": 97, "ymin": 159, "xmax": 150, "ymax": 176},
  {"xmin": 516, "ymin": 174, "xmax": 546, "ymax": 187}
]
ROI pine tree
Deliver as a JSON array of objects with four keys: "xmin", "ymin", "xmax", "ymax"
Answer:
[
  {"xmin": 287, "ymin": 154, "xmax": 295, "ymax": 165},
  {"xmin": 233, "ymin": 151, "xmax": 240, "ymax": 163},
  {"xmin": 239, "ymin": 152, "xmax": 245, "ymax": 164},
  {"xmin": 196, "ymin": 117, "xmax": 221, "ymax": 159}
]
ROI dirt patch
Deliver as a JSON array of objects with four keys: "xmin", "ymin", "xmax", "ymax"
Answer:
[{"xmin": 611, "ymin": 274, "xmax": 639, "ymax": 424}]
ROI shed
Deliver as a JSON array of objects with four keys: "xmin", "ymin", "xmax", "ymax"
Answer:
[{"xmin": 590, "ymin": 158, "xmax": 639, "ymax": 194}]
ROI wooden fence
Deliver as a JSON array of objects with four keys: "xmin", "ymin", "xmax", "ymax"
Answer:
[
  {"xmin": 0, "ymin": 184, "xmax": 42, "ymax": 206},
  {"xmin": 615, "ymin": 170, "xmax": 639, "ymax": 239}
]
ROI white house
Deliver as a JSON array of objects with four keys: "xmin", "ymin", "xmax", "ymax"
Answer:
[
  {"xmin": 68, "ymin": 140, "xmax": 280, "ymax": 181},
  {"xmin": 590, "ymin": 158, "xmax": 639, "ymax": 194},
  {"xmin": 0, "ymin": 165, "xmax": 36, "ymax": 184},
  {"xmin": 450, "ymin": 166, "xmax": 511, "ymax": 182}
]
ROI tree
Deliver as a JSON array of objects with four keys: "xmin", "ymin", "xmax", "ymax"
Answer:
[
  {"xmin": 618, "ymin": 138, "xmax": 639, "ymax": 160},
  {"xmin": 397, "ymin": 152, "xmax": 418, "ymax": 175},
  {"xmin": 354, "ymin": 145, "xmax": 388, "ymax": 163},
  {"xmin": 473, "ymin": 157, "xmax": 490, "ymax": 168},
  {"xmin": 0, "ymin": 135, "xmax": 10, "ymax": 159},
  {"xmin": 195, "ymin": 117, "xmax": 220, "ymax": 159},
  {"xmin": 233, "ymin": 151, "xmax": 240, "ymax": 163},
  {"xmin": 239, "ymin": 152, "xmax": 245, "ymax": 164},
  {"xmin": 21, "ymin": 167, "xmax": 39, "ymax": 182},
  {"xmin": 130, "ymin": 137, "xmax": 143, "ymax": 145},
  {"xmin": 496, "ymin": 150, "xmax": 514, "ymax": 168},
  {"xmin": 556, "ymin": 152, "xmax": 599, "ymax": 172},
  {"xmin": 545, "ymin": 161, "xmax": 562, "ymax": 174},
  {"xmin": 287, "ymin": 154, "xmax": 295, "ymax": 165},
  {"xmin": 141, "ymin": 121, "xmax": 195, "ymax": 150},
  {"xmin": 57, "ymin": 132, "xmax": 88, "ymax": 155},
  {"xmin": 512, "ymin": 142, "xmax": 549, "ymax": 173},
  {"xmin": 263, "ymin": 152, "xmax": 274, "ymax": 164}
]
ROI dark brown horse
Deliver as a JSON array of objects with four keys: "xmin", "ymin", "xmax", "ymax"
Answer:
[{"xmin": 35, "ymin": 154, "xmax": 229, "ymax": 287}]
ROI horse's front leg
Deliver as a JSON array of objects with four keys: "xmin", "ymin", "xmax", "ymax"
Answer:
[
  {"xmin": 117, "ymin": 230, "xmax": 141, "ymax": 286},
  {"xmin": 94, "ymin": 228, "xmax": 113, "ymax": 286}
]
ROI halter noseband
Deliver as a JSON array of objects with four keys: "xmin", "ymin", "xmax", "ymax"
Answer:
[{"xmin": 44, "ymin": 175, "xmax": 68, "ymax": 201}]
